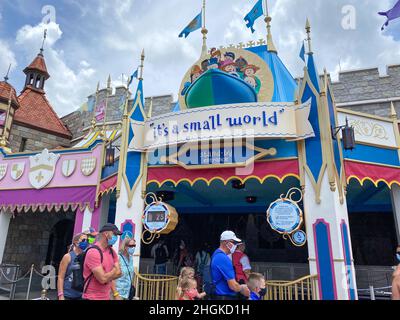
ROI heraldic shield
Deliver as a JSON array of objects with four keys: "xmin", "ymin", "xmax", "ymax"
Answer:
[{"xmin": 29, "ymin": 149, "xmax": 60, "ymax": 189}]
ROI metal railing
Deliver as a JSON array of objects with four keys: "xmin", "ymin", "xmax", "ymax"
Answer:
[
  {"xmin": 133, "ymin": 269, "xmax": 179, "ymax": 301},
  {"xmin": 264, "ymin": 275, "xmax": 319, "ymax": 301}
]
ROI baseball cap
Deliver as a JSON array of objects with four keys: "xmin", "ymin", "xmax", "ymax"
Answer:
[
  {"xmin": 220, "ymin": 231, "xmax": 241, "ymax": 243},
  {"xmin": 99, "ymin": 223, "xmax": 122, "ymax": 235}
]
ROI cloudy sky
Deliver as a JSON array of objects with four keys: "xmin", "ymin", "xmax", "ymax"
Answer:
[{"xmin": 0, "ymin": 0, "xmax": 399, "ymax": 117}]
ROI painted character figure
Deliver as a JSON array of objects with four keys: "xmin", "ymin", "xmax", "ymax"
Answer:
[
  {"xmin": 190, "ymin": 65, "xmax": 202, "ymax": 83},
  {"xmin": 201, "ymin": 59, "xmax": 209, "ymax": 72},
  {"xmin": 235, "ymin": 56, "xmax": 248, "ymax": 78},
  {"xmin": 241, "ymin": 64, "xmax": 261, "ymax": 94},
  {"xmin": 210, "ymin": 48, "xmax": 222, "ymax": 66},
  {"xmin": 221, "ymin": 61, "xmax": 240, "ymax": 78},
  {"xmin": 224, "ymin": 52, "xmax": 236, "ymax": 63},
  {"xmin": 207, "ymin": 58, "xmax": 219, "ymax": 70}
]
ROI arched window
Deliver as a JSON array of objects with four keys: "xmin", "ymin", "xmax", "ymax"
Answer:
[{"xmin": 35, "ymin": 75, "xmax": 41, "ymax": 88}]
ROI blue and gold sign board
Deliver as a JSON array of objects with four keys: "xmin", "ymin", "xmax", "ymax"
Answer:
[{"xmin": 267, "ymin": 188, "xmax": 307, "ymax": 247}]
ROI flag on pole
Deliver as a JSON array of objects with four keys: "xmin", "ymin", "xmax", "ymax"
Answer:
[
  {"xmin": 244, "ymin": 0, "xmax": 264, "ymax": 33},
  {"xmin": 179, "ymin": 11, "xmax": 203, "ymax": 38},
  {"xmin": 128, "ymin": 68, "xmax": 139, "ymax": 86},
  {"xmin": 299, "ymin": 41, "xmax": 306, "ymax": 62},
  {"xmin": 95, "ymin": 100, "xmax": 106, "ymax": 121},
  {"xmin": 379, "ymin": 0, "xmax": 400, "ymax": 30}
]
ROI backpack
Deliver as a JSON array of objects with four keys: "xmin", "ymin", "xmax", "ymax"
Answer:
[
  {"xmin": 71, "ymin": 245, "xmax": 104, "ymax": 293},
  {"xmin": 203, "ymin": 250, "xmax": 225, "ymax": 296}
]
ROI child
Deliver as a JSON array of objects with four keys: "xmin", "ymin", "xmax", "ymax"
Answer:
[
  {"xmin": 178, "ymin": 278, "xmax": 206, "ymax": 301},
  {"xmin": 247, "ymin": 273, "xmax": 267, "ymax": 301},
  {"xmin": 176, "ymin": 267, "xmax": 196, "ymax": 299}
]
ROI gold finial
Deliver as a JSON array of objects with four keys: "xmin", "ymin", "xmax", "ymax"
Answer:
[
  {"xmin": 139, "ymin": 49, "xmax": 145, "ymax": 81},
  {"xmin": 147, "ymin": 97, "xmax": 153, "ymax": 119},
  {"xmin": 265, "ymin": 16, "xmax": 277, "ymax": 53},
  {"xmin": 0, "ymin": 135, "xmax": 7, "ymax": 148},
  {"xmin": 305, "ymin": 18, "xmax": 313, "ymax": 55},
  {"xmin": 391, "ymin": 101, "xmax": 397, "ymax": 120}
]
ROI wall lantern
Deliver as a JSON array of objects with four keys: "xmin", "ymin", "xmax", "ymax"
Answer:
[
  {"xmin": 232, "ymin": 180, "xmax": 246, "ymax": 190},
  {"xmin": 105, "ymin": 143, "xmax": 116, "ymax": 167},
  {"xmin": 332, "ymin": 118, "xmax": 356, "ymax": 151}
]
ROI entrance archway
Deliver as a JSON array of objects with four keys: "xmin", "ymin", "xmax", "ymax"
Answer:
[{"xmin": 45, "ymin": 219, "xmax": 74, "ymax": 271}]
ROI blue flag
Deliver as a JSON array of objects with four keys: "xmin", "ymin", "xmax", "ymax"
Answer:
[
  {"xmin": 128, "ymin": 68, "xmax": 139, "ymax": 86},
  {"xmin": 179, "ymin": 11, "xmax": 202, "ymax": 38},
  {"xmin": 299, "ymin": 42, "xmax": 306, "ymax": 62},
  {"xmin": 244, "ymin": 0, "xmax": 264, "ymax": 33},
  {"xmin": 379, "ymin": 0, "xmax": 400, "ymax": 30}
]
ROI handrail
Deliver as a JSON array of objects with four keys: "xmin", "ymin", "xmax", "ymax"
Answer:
[
  {"xmin": 133, "ymin": 269, "xmax": 178, "ymax": 282},
  {"xmin": 265, "ymin": 275, "xmax": 319, "ymax": 301},
  {"xmin": 266, "ymin": 275, "xmax": 318, "ymax": 286}
]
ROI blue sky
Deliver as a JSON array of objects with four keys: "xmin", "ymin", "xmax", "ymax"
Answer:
[{"xmin": 0, "ymin": 0, "xmax": 399, "ymax": 116}]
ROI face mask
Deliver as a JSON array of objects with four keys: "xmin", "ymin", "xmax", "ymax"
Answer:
[
  {"xmin": 228, "ymin": 242, "xmax": 237, "ymax": 254},
  {"xmin": 186, "ymin": 289, "xmax": 198, "ymax": 299},
  {"xmin": 396, "ymin": 253, "xmax": 400, "ymax": 262},
  {"xmin": 108, "ymin": 234, "xmax": 118, "ymax": 247},
  {"xmin": 259, "ymin": 288, "xmax": 267, "ymax": 297},
  {"xmin": 128, "ymin": 247, "xmax": 136, "ymax": 255},
  {"xmin": 78, "ymin": 240, "xmax": 88, "ymax": 251}
]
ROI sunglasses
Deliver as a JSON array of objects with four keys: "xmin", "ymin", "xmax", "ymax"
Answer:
[{"xmin": 127, "ymin": 245, "xmax": 136, "ymax": 248}]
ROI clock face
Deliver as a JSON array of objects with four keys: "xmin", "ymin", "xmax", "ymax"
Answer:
[{"xmin": 143, "ymin": 203, "xmax": 169, "ymax": 232}]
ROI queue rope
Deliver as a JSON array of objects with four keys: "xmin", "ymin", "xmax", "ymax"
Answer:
[{"xmin": 0, "ymin": 268, "xmax": 32, "ymax": 284}]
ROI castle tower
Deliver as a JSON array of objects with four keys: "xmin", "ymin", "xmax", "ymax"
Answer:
[
  {"xmin": 10, "ymin": 46, "xmax": 72, "ymax": 152},
  {"xmin": 0, "ymin": 74, "xmax": 20, "ymax": 148}
]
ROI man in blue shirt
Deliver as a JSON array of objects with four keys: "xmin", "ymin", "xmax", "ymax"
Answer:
[{"xmin": 210, "ymin": 231, "xmax": 250, "ymax": 300}]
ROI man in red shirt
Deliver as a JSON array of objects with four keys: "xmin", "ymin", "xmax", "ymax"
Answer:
[{"xmin": 82, "ymin": 223, "xmax": 123, "ymax": 300}]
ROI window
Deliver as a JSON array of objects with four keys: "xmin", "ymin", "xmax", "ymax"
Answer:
[{"xmin": 19, "ymin": 138, "xmax": 27, "ymax": 152}]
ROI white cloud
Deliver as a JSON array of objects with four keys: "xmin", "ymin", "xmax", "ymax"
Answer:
[
  {"xmin": 15, "ymin": 22, "xmax": 96, "ymax": 116},
  {"xmin": 0, "ymin": 40, "xmax": 17, "ymax": 79}
]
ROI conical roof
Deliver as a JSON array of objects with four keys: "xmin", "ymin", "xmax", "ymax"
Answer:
[
  {"xmin": 0, "ymin": 81, "xmax": 19, "ymax": 108},
  {"xmin": 23, "ymin": 52, "xmax": 50, "ymax": 79}
]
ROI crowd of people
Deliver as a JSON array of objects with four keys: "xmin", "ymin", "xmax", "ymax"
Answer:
[
  {"xmin": 173, "ymin": 230, "xmax": 266, "ymax": 301},
  {"xmin": 56, "ymin": 223, "xmax": 265, "ymax": 301}
]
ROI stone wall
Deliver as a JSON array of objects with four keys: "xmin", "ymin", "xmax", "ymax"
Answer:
[
  {"xmin": 331, "ymin": 65, "xmax": 400, "ymax": 118},
  {"xmin": 61, "ymin": 83, "xmax": 175, "ymax": 141},
  {"xmin": 2, "ymin": 210, "xmax": 75, "ymax": 273},
  {"xmin": 8, "ymin": 123, "xmax": 71, "ymax": 153}
]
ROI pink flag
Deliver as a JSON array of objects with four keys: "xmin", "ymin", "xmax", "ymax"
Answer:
[{"xmin": 95, "ymin": 100, "xmax": 105, "ymax": 121}]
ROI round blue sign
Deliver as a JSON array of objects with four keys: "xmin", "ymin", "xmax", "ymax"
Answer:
[
  {"xmin": 292, "ymin": 230, "xmax": 307, "ymax": 246},
  {"xmin": 267, "ymin": 199, "xmax": 303, "ymax": 234}
]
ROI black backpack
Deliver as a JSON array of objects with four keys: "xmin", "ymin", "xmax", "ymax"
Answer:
[{"xmin": 71, "ymin": 245, "xmax": 104, "ymax": 293}]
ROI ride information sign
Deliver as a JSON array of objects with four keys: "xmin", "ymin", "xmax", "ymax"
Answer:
[{"xmin": 267, "ymin": 200, "xmax": 301, "ymax": 233}]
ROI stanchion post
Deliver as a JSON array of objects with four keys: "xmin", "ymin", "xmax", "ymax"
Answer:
[
  {"xmin": 369, "ymin": 285, "xmax": 376, "ymax": 300},
  {"xmin": 26, "ymin": 264, "xmax": 34, "ymax": 300}
]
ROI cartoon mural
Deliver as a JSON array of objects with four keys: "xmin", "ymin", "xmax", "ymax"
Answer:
[{"xmin": 178, "ymin": 47, "xmax": 274, "ymax": 109}]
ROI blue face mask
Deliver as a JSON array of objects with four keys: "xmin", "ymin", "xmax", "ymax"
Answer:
[
  {"xmin": 78, "ymin": 240, "xmax": 88, "ymax": 251},
  {"xmin": 396, "ymin": 253, "xmax": 400, "ymax": 262},
  {"xmin": 108, "ymin": 234, "xmax": 118, "ymax": 247},
  {"xmin": 128, "ymin": 247, "xmax": 136, "ymax": 256}
]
